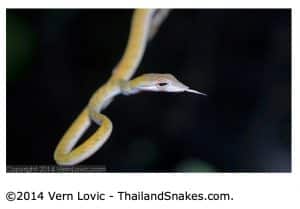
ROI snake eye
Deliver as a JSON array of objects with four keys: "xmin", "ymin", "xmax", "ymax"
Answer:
[{"xmin": 158, "ymin": 82, "xmax": 168, "ymax": 87}]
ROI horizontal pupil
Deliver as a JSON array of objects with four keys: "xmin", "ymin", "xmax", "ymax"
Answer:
[{"xmin": 158, "ymin": 83, "xmax": 168, "ymax": 86}]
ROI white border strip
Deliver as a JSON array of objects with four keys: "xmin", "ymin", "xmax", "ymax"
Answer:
[{"xmin": 0, "ymin": 1, "xmax": 298, "ymax": 209}]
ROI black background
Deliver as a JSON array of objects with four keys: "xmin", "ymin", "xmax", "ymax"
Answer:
[{"xmin": 7, "ymin": 9, "xmax": 291, "ymax": 172}]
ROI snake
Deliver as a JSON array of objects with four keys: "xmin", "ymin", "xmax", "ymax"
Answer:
[{"xmin": 54, "ymin": 9, "xmax": 206, "ymax": 166}]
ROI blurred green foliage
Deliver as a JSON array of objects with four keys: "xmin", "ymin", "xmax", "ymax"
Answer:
[
  {"xmin": 176, "ymin": 159, "xmax": 216, "ymax": 172},
  {"xmin": 7, "ymin": 13, "xmax": 36, "ymax": 82},
  {"xmin": 123, "ymin": 138, "xmax": 159, "ymax": 169}
]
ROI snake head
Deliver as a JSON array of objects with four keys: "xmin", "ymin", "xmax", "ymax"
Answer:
[{"xmin": 132, "ymin": 73, "xmax": 207, "ymax": 95}]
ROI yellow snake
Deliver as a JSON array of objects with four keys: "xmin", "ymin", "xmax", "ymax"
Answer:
[{"xmin": 54, "ymin": 9, "xmax": 206, "ymax": 165}]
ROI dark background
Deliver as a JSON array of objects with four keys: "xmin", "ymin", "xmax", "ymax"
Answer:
[{"xmin": 7, "ymin": 9, "xmax": 291, "ymax": 172}]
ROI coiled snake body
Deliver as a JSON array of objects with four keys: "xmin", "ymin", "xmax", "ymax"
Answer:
[{"xmin": 54, "ymin": 9, "xmax": 206, "ymax": 165}]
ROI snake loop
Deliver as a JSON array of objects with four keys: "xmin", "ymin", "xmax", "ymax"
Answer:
[
  {"xmin": 54, "ymin": 9, "xmax": 205, "ymax": 165},
  {"xmin": 54, "ymin": 10, "xmax": 157, "ymax": 165}
]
